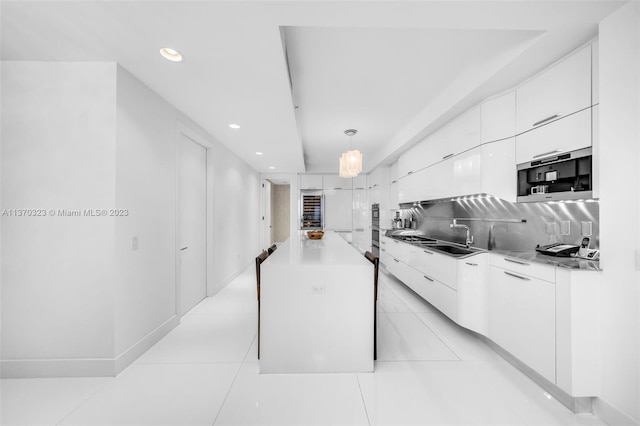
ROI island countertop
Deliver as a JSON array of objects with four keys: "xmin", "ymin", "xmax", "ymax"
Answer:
[{"xmin": 259, "ymin": 231, "xmax": 375, "ymax": 374}]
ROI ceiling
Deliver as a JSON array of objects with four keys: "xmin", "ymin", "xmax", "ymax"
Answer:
[{"xmin": 1, "ymin": 1, "xmax": 625, "ymax": 174}]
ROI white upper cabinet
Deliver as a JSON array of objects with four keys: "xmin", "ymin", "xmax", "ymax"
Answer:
[
  {"xmin": 388, "ymin": 161, "xmax": 399, "ymax": 184},
  {"xmin": 515, "ymin": 44, "xmax": 592, "ymax": 135},
  {"xmin": 515, "ymin": 108, "xmax": 591, "ymax": 164},
  {"xmin": 299, "ymin": 174, "xmax": 323, "ymax": 190},
  {"xmin": 446, "ymin": 106, "xmax": 481, "ymax": 157},
  {"xmin": 398, "ymin": 139, "xmax": 430, "ymax": 178},
  {"xmin": 398, "ymin": 106, "xmax": 481, "ymax": 179},
  {"xmin": 322, "ymin": 174, "xmax": 352, "ymax": 190},
  {"xmin": 592, "ymin": 41, "xmax": 599, "ymax": 105},
  {"xmin": 352, "ymin": 174, "xmax": 367, "ymax": 190},
  {"xmin": 481, "ymin": 138, "xmax": 516, "ymax": 202},
  {"xmin": 481, "ymin": 91, "xmax": 516, "ymax": 143}
]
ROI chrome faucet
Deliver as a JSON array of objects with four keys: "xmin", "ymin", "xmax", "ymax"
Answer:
[{"xmin": 450, "ymin": 219, "xmax": 474, "ymax": 248}]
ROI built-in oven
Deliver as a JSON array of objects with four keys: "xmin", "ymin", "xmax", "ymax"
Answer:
[
  {"xmin": 371, "ymin": 204, "xmax": 380, "ymax": 256},
  {"xmin": 517, "ymin": 147, "xmax": 593, "ymax": 202}
]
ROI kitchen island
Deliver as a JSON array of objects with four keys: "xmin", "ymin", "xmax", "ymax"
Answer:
[{"xmin": 259, "ymin": 231, "xmax": 374, "ymax": 374}]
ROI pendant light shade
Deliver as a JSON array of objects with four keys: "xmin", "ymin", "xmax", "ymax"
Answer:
[{"xmin": 338, "ymin": 129, "xmax": 362, "ymax": 178}]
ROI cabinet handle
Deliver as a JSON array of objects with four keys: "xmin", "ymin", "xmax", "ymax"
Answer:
[
  {"xmin": 423, "ymin": 275, "xmax": 434, "ymax": 282},
  {"xmin": 391, "ymin": 180, "xmax": 397, "ymax": 184},
  {"xmin": 465, "ymin": 262, "xmax": 478, "ymax": 266},
  {"xmin": 423, "ymin": 250, "xmax": 434, "ymax": 255},
  {"xmin": 533, "ymin": 113, "xmax": 563, "ymax": 128},
  {"xmin": 504, "ymin": 271, "xmax": 530, "ymax": 281},
  {"xmin": 533, "ymin": 149, "xmax": 563, "ymax": 159},
  {"xmin": 393, "ymin": 240, "xmax": 399, "ymax": 244},
  {"xmin": 381, "ymin": 241, "xmax": 386, "ymax": 245},
  {"xmin": 407, "ymin": 171, "xmax": 413, "ymax": 175},
  {"xmin": 334, "ymin": 187, "xmax": 342, "ymax": 190},
  {"xmin": 381, "ymin": 248, "xmax": 386, "ymax": 252},
  {"xmin": 180, "ymin": 246, "xmax": 189, "ymax": 251},
  {"xmin": 504, "ymin": 257, "xmax": 529, "ymax": 266},
  {"xmin": 442, "ymin": 153, "xmax": 455, "ymax": 160},
  {"xmin": 394, "ymin": 258, "xmax": 400, "ymax": 263}
]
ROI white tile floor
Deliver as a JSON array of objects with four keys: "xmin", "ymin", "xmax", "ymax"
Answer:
[{"xmin": 1, "ymin": 266, "xmax": 606, "ymax": 426}]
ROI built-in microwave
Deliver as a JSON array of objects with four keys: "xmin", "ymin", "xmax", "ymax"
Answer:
[{"xmin": 517, "ymin": 147, "xmax": 593, "ymax": 202}]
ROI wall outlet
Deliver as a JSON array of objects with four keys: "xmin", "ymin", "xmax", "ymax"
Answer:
[
  {"xmin": 132, "ymin": 237, "xmax": 139, "ymax": 251},
  {"xmin": 311, "ymin": 285, "xmax": 326, "ymax": 294},
  {"xmin": 560, "ymin": 221, "xmax": 571, "ymax": 236},
  {"xmin": 581, "ymin": 221, "xmax": 593, "ymax": 236},
  {"xmin": 545, "ymin": 222, "xmax": 556, "ymax": 234}
]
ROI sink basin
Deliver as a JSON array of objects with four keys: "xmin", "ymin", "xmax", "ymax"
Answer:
[{"xmin": 427, "ymin": 245, "xmax": 475, "ymax": 256}]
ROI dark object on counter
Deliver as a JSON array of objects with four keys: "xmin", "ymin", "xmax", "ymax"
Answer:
[
  {"xmin": 364, "ymin": 251, "xmax": 379, "ymax": 360},
  {"xmin": 255, "ymin": 250, "xmax": 270, "ymax": 359},
  {"xmin": 535, "ymin": 242, "xmax": 580, "ymax": 257}
]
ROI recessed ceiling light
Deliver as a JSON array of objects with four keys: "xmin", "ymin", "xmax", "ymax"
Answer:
[
  {"xmin": 229, "ymin": 123, "xmax": 241, "ymax": 129},
  {"xmin": 269, "ymin": 166, "xmax": 275, "ymax": 170},
  {"xmin": 256, "ymin": 152, "xmax": 263, "ymax": 155},
  {"xmin": 159, "ymin": 47, "xmax": 182, "ymax": 62}
]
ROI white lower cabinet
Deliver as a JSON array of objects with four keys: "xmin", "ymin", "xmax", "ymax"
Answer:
[
  {"xmin": 555, "ymin": 268, "xmax": 601, "ymax": 397},
  {"xmin": 488, "ymin": 263, "xmax": 556, "ymax": 384},
  {"xmin": 457, "ymin": 254, "xmax": 488, "ymax": 335},
  {"xmin": 383, "ymin": 239, "xmax": 601, "ymax": 398}
]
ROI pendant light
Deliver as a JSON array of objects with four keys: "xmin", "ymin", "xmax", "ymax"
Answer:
[{"xmin": 339, "ymin": 129, "xmax": 363, "ymax": 178}]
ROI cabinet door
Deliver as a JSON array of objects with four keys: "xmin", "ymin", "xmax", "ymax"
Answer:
[
  {"xmin": 323, "ymin": 189, "xmax": 352, "ymax": 230},
  {"xmin": 516, "ymin": 45, "xmax": 591, "ymax": 134},
  {"xmin": 515, "ymin": 107, "xmax": 591, "ymax": 164},
  {"xmin": 323, "ymin": 174, "xmax": 352, "ymax": 190},
  {"xmin": 488, "ymin": 266, "xmax": 556, "ymax": 383},
  {"xmin": 457, "ymin": 255, "xmax": 488, "ymax": 335},
  {"xmin": 352, "ymin": 174, "xmax": 367, "ymax": 190},
  {"xmin": 447, "ymin": 106, "xmax": 481, "ymax": 156},
  {"xmin": 398, "ymin": 139, "xmax": 430, "ymax": 178},
  {"xmin": 481, "ymin": 91, "xmax": 516, "ymax": 143},
  {"xmin": 451, "ymin": 146, "xmax": 482, "ymax": 197},
  {"xmin": 397, "ymin": 169, "xmax": 424, "ymax": 204},
  {"xmin": 389, "ymin": 161, "xmax": 399, "ymax": 184},
  {"xmin": 388, "ymin": 181, "xmax": 399, "ymax": 212},
  {"xmin": 480, "ymin": 138, "xmax": 516, "ymax": 202},
  {"xmin": 411, "ymin": 246, "xmax": 458, "ymax": 289},
  {"xmin": 299, "ymin": 174, "xmax": 323, "ymax": 190},
  {"xmin": 352, "ymin": 188, "xmax": 369, "ymax": 231}
]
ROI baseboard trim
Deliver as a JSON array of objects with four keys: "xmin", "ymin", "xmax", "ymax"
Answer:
[
  {"xmin": 478, "ymin": 335, "xmax": 593, "ymax": 414},
  {"xmin": 1, "ymin": 357, "xmax": 115, "ymax": 378},
  {"xmin": 593, "ymin": 397, "xmax": 639, "ymax": 426},
  {"xmin": 2, "ymin": 315, "xmax": 180, "ymax": 378},
  {"xmin": 114, "ymin": 315, "xmax": 180, "ymax": 374}
]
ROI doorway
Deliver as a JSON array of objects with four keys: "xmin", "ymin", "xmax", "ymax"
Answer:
[
  {"xmin": 261, "ymin": 178, "xmax": 291, "ymax": 247},
  {"xmin": 178, "ymin": 132, "xmax": 208, "ymax": 316}
]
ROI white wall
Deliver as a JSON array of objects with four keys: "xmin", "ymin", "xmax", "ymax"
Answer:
[
  {"xmin": 210, "ymin": 140, "xmax": 261, "ymax": 291},
  {"xmin": 1, "ymin": 61, "xmax": 262, "ymax": 377},
  {"xmin": 1, "ymin": 62, "xmax": 117, "ymax": 375},
  {"xmin": 596, "ymin": 2, "xmax": 640, "ymax": 424},
  {"xmin": 114, "ymin": 66, "xmax": 178, "ymax": 360}
]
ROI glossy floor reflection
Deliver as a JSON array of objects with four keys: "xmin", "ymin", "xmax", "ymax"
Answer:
[{"xmin": 1, "ymin": 266, "xmax": 605, "ymax": 426}]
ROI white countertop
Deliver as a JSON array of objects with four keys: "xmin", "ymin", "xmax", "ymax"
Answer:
[{"xmin": 266, "ymin": 231, "xmax": 371, "ymax": 267}]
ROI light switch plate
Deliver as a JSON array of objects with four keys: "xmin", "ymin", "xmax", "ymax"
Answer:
[{"xmin": 132, "ymin": 237, "xmax": 138, "ymax": 251}]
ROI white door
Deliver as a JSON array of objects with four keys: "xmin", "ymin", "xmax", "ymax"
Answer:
[
  {"xmin": 262, "ymin": 180, "xmax": 272, "ymax": 248},
  {"xmin": 178, "ymin": 134, "xmax": 207, "ymax": 316}
]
